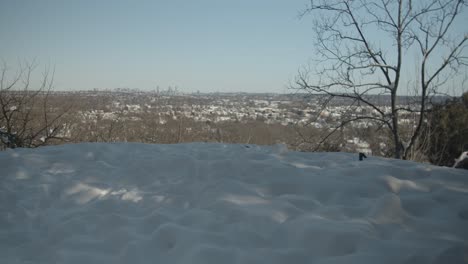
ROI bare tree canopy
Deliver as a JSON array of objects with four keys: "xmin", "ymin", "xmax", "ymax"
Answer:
[
  {"xmin": 295, "ymin": 0, "xmax": 467, "ymax": 159},
  {"xmin": 0, "ymin": 61, "xmax": 70, "ymax": 149}
]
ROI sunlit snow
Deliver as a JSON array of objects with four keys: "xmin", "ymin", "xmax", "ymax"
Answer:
[{"xmin": 0, "ymin": 143, "xmax": 467, "ymax": 264}]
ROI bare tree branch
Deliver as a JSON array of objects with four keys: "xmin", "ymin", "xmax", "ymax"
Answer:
[{"xmin": 296, "ymin": 0, "xmax": 467, "ymax": 159}]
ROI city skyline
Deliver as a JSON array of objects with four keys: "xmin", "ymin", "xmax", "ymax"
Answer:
[{"xmin": 1, "ymin": 0, "xmax": 467, "ymax": 94}]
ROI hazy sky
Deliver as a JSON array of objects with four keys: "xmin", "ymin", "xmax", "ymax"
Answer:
[
  {"xmin": 1, "ymin": 0, "xmax": 315, "ymax": 92},
  {"xmin": 1, "ymin": 0, "xmax": 467, "ymax": 93}
]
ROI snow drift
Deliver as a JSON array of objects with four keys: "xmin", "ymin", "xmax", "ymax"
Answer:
[{"xmin": 1, "ymin": 143, "xmax": 467, "ymax": 264}]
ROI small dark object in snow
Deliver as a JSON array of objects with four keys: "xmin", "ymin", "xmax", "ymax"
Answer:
[
  {"xmin": 245, "ymin": 145, "xmax": 251, "ymax": 148},
  {"xmin": 359, "ymin": 152, "xmax": 367, "ymax": 161}
]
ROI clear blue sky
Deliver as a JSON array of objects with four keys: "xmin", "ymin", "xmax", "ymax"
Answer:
[
  {"xmin": 0, "ymin": 0, "xmax": 314, "ymax": 93},
  {"xmin": 1, "ymin": 0, "xmax": 467, "ymax": 94}
]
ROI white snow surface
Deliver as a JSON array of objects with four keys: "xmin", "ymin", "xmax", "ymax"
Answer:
[{"xmin": 1, "ymin": 143, "xmax": 468, "ymax": 264}]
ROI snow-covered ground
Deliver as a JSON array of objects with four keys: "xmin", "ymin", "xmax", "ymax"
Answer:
[{"xmin": 1, "ymin": 143, "xmax": 467, "ymax": 264}]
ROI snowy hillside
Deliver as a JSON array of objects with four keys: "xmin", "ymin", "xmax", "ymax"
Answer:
[{"xmin": 1, "ymin": 143, "xmax": 467, "ymax": 264}]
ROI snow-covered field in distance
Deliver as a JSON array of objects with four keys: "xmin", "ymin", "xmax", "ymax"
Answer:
[{"xmin": 1, "ymin": 143, "xmax": 467, "ymax": 264}]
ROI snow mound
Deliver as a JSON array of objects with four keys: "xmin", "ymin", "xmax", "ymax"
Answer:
[{"xmin": 1, "ymin": 143, "xmax": 467, "ymax": 264}]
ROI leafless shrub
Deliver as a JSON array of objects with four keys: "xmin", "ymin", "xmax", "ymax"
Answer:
[{"xmin": 0, "ymin": 61, "xmax": 71, "ymax": 149}]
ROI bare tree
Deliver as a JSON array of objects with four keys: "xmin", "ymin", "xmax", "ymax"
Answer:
[
  {"xmin": 294, "ymin": 0, "xmax": 467, "ymax": 159},
  {"xmin": 0, "ymin": 61, "xmax": 70, "ymax": 149}
]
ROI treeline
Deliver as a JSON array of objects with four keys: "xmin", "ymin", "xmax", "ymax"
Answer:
[
  {"xmin": 1, "ymin": 85, "xmax": 467, "ymax": 167},
  {"xmin": 425, "ymin": 93, "xmax": 468, "ymax": 166}
]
